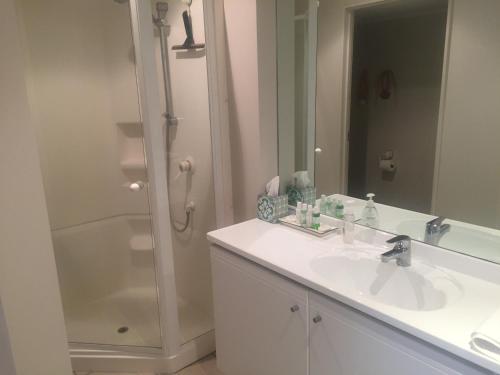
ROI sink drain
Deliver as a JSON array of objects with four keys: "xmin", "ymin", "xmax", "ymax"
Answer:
[{"xmin": 117, "ymin": 326, "xmax": 129, "ymax": 334}]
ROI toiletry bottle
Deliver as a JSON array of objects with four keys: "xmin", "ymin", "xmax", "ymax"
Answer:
[
  {"xmin": 325, "ymin": 197, "xmax": 331, "ymax": 215},
  {"xmin": 326, "ymin": 197, "xmax": 334, "ymax": 216},
  {"xmin": 320, "ymin": 194, "xmax": 327, "ymax": 214},
  {"xmin": 296, "ymin": 202, "xmax": 303, "ymax": 224},
  {"xmin": 301, "ymin": 203, "xmax": 308, "ymax": 227},
  {"xmin": 306, "ymin": 205, "xmax": 313, "ymax": 228},
  {"xmin": 335, "ymin": 200, "xmax": 344, "ymax": 219},
  {"xmin": 362, "ymin": 193, "xmax": 379, "ymax": 228},
  {"xmin": 343, "ymin": 202, "xmax": 355, "ymax": 244},
  {"xmin": 312, "ymin": 206, "xmax": 320, "ymax": 230}
]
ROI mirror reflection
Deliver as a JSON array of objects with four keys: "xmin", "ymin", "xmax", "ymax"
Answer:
[{"xmin": 277, "ymin": 0, "xmax": 500, "ymax": 263}]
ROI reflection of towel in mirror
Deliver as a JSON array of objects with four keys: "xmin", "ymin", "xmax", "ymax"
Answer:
[
  {"xmin": 292, "ymin": 171, "xmax": 312, "ymax": 190},
  {"xmin": 377, "ymin": 70, "xmax": 397, "ymax": 100},
  {"xmin": 471, "ymin": 309, "xmax": 500, "ymax": 362}
]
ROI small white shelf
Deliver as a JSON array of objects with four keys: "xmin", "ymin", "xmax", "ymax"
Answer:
[
  {"xmin": 129, "ymin": 234, "xmax": 153, "ymax": 252},
  {"xmin": 120, "ymin": 159, "xmax": 146, "ymax": 171}
]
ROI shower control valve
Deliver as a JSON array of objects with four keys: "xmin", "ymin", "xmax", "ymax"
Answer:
[
  {"xmin": 178, "ymin": 156, "xmax": 195, "ymax": 173},
  {"xmin": 185, "ymin": 201, "xmax": 196, "ymax": 213}
]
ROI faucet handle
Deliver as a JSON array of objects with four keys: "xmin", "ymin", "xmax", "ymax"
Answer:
[
  {"xmin": 386, "ymin": 235, "xmax": 411, "ymax": 248},
  {"xmin": 426, "ymin": 216, "xmax": 445, "ymax": 231}
]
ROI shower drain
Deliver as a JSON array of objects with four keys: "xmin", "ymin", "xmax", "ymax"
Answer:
[{"xmin": 117, "ymin": 326, "xmax": 129, "ymax": 334}]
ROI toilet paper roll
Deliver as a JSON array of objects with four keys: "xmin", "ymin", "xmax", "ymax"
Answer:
[{"xmin": 379, "ymin": 159, "xmax": 396, "ymax": 172}]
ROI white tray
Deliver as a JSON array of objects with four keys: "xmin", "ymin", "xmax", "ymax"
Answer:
[{"xmin": 278, "ymin": 215, "xmax": 339, "ymax": 238}]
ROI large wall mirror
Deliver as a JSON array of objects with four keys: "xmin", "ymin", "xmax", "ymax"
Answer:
[{"xmin": 277, "ymin": 0, "xmax": 500, "ymax": 263}]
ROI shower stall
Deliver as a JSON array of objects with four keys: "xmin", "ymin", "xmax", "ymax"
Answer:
[{"xmin": 16, "ymin": 0, "xmax": 229, "ymax": 372}]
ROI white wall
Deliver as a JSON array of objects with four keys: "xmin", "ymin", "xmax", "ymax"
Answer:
[
  {"xmin": 351, "ymin": 12, "xmax": 446, "ymax": 213},
  {"xmin": 0, "ymin": 299, "xmax": 16, "ymax": 375},
  {"xmin": 433, "ymin": 0, "xmax": 500, "ymax": 229},
  {"xmin": 224, "ymin": 0, "xmax": 278, "ymax": 222},
  {"xmin": 0, "ymin": 0, "xmax": 72, "ymax": 373}
]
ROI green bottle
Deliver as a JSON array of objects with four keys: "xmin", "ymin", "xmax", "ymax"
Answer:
[
  {"xmin": 312, "ymin": 207, "xmax": 321, "ymax": 230},
  {"xmin": 335, "ymin": 200, "xmax": 344, "ymax": 219}
]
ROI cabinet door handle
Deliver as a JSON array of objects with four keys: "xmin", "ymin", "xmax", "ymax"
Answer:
[
  {"xmin": 290, "ymin": 305, "xmax": 300, "ymax": 313},
  {"xmin": 313, "ymin": 315, "xmax": 322, "ymax": 324}
]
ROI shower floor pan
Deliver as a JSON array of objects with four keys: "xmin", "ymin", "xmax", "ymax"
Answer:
[{"xmin": 65, "ymin": 287, "xmax": 214, "ymax": 348}]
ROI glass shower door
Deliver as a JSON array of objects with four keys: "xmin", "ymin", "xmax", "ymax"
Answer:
[{"xmin": 18, "ymin": 0, "xmax": 162, "ymax": 348}]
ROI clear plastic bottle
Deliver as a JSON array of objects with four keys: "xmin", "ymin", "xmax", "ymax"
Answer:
[
  {"xmin": 362, "ymin": 193, "xmax": 379, "ymax": 228},
  {"xmin": 296, "ymin": 202, "xmax": 303, "ymax": 224},
  {"xmin": 301, "ymin": 203, "xmax": 308, "ymax": 227},
  {"xmin": 320, "ymin": 194, "xmax": 327, "ymax": 214},
  {"xmin": 306, "ymin": 205, "xmax": 313, "ymax": 228},
  {"xmin": 343, "ymin": 203, "xmax": 356, "ymax": 244},
  {"xmin": 325, "ymin": 197, "xmax": 334, "ymax": 216}
]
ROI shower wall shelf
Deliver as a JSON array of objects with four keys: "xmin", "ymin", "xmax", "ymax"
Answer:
[
  {"xmin": 129, "ymin": 234, "xmax": 154, "ymax": 252},
  {"xmin": 116, "ymin": 121, "xmax": 148, "ymax": 182},
  {"xmin": 116, "ymin": 121, "xmax": 143, "ymax": 132},
  {"xmin": 120, "ymin": 159, "xmax": 146, "ymax": 172}
]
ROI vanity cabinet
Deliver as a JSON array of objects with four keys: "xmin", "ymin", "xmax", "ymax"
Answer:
[
  {"xmin": 211, "ymin": 245, "xmax": 490, "ymax": 375},
  {"xmin": 308, "ymin": 291, "xmax": 483, "ymax": 375},
  {"xmin": 211, "ymin": 246, "xmax": 308, "ymax": 375}
]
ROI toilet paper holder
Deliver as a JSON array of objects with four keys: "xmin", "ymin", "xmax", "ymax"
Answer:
[{"xmin": 379, "ymin": 151, "xmax": 397, "ymax": 173}]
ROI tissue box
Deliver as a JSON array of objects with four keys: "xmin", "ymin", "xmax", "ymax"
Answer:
[
  {"xmin": 286, "ymin": 186, "xmax": 317, "ymax": 207},
  {"xmin": 257, "ymin": 194, "xmax": 289, "ymax": 223}
]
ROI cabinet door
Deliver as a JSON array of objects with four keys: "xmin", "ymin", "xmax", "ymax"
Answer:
[
  {"xmin": 211, "ymin": 246, "xmax": 308, "ymax": 375},
  {"xmin": 309, "ymin": 292, "xmax": 485, "ymax": 375}
]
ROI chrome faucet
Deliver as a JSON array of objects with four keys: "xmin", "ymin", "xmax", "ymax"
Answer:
[
  {"xmin": 425, "ymin": 217, "xmax": 450, "ymax": 245},
  {"xmin": 381, "ymin": 235, "xmax": 411, "ymax": 267}
]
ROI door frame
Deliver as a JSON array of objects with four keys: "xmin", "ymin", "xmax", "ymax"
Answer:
[{"xmin": 430, "ymin": 0, "xmax": 454, "ymax": 214}]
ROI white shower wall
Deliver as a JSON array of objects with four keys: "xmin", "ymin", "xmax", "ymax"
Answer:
[
  {"xmin": 19, "ymin": 0, "xmax": 161, "ymax": 348},
  {"xmin": 20, "ymin": 0, "xmax": 148, "ymax": 228}
]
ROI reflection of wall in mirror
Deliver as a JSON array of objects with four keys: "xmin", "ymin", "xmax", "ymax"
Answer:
[
  {"xmin": 316, "ymin": 0, "xmax": 500, "ymax": 231},
  {"xmin": 433, "ymin": 0, "xmax": 500, "ymax": 229},
  {"xmin": 348, "ymin": 11, "xmax": 447, "ymax": 213},
  {"xmin": 278, "ymin": 0, "xmax": 317, "ymax": 189}
]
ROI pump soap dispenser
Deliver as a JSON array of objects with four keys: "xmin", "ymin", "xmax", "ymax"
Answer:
[{"xmin": 362, "ymin": 193, "xmax": 379, "ymax": 228}]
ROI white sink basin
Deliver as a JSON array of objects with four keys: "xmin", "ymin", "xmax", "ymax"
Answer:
[
  {"xmin": 310, "ymin": 254, "xmax": 463, "ymax": 311},
  {"xmin": 397, "ymin": 219, "xmax": 500, "ymax": 262}
]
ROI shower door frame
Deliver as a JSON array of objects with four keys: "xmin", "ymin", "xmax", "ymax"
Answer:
[
  {"xmin": 70, "ymin": 0, "xmax": 231, "ymax": 372},
  {"xmin": 129, "ymin": 0, "xmax": 180, "ymax": 356}
]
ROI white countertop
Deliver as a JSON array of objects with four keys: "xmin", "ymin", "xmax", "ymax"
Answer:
[{"xmin": 208, "ymin": 218, "xmax": 500, "ymax": 374}]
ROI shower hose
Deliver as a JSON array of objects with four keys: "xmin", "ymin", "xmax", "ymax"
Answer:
[{"xmin": 154, "ymin": 3, "xmax": 192, "ymax": 233}]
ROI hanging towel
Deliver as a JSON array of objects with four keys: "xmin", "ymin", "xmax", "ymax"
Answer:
[
  {"xmin": 471, "ymin": 309, "xmax": 500, "ymax": 362},
  {"xmin": 377, "ymin": 70, "xmax": 397, "ymax": 100}
]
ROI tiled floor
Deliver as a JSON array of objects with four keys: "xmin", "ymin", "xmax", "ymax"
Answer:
[{"xmin": 73, "ymin": 354, "xmax": 222, "ymax": 375}]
